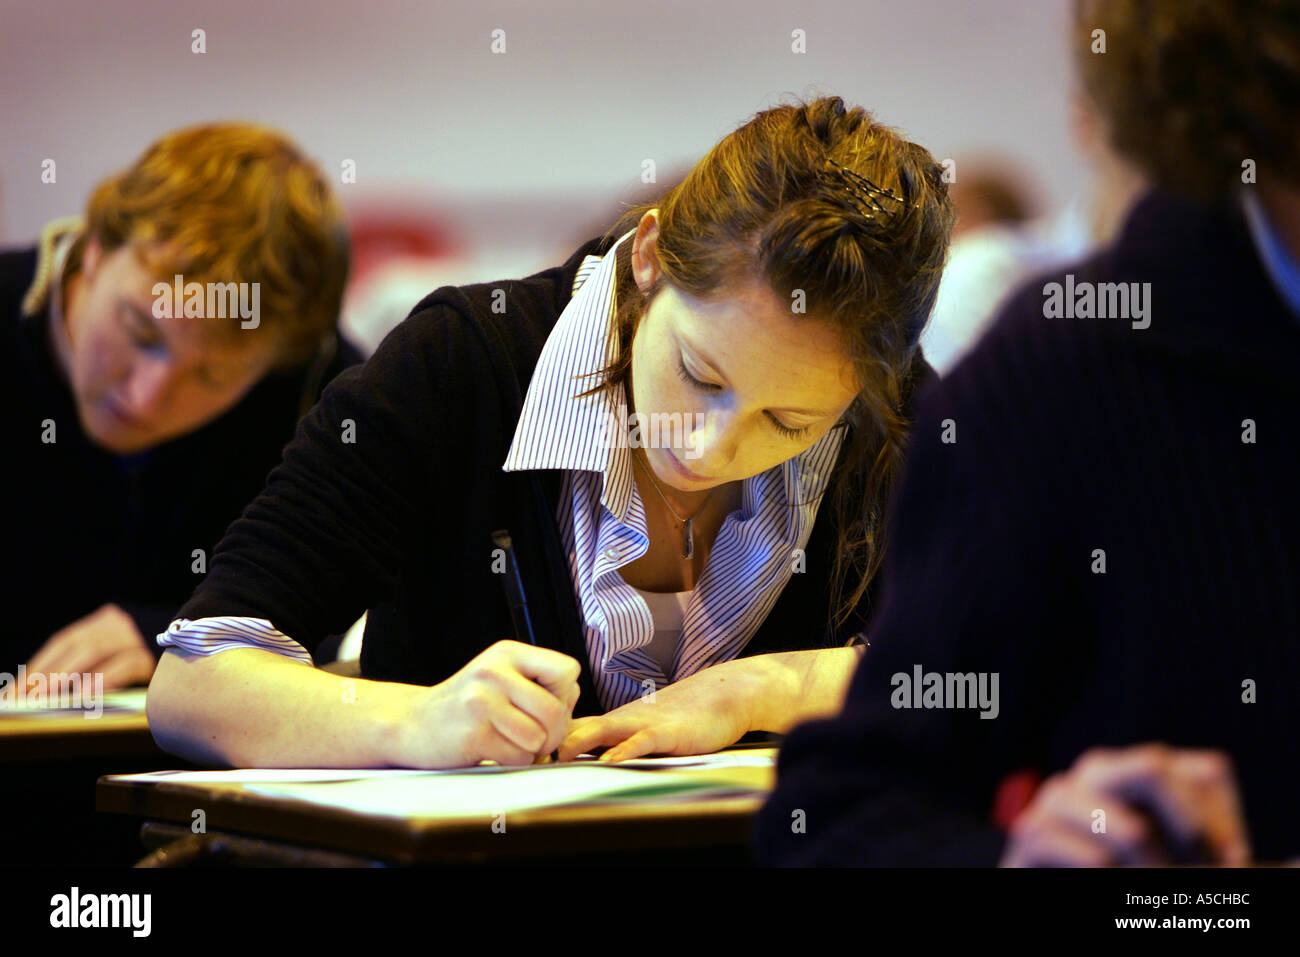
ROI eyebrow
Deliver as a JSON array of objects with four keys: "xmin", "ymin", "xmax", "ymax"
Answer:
[{"xmin": 679, "ymin": 334, "xmax": 838, "ymax": 418}]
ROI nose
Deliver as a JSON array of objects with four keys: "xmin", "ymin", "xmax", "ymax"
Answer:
[
  {"xmin": 119, "ymin": 355, "xmax": 176, "ymax": 419},
  {"xmin": 684, "ymin": 407, "xmax": 740, "ymax": 473}
]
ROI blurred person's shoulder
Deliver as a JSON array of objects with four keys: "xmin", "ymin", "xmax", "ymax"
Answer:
[
  {"xmin": 944, "ymin": 189, "xmax": 1300, "ymax": 405},
  {"xmin": 921, "ymin": 204, "xmax": 1091, "ymax": 375},
  {"xmin": 0, "ymin": 246, "xmax": 47, "ymax": 383}
]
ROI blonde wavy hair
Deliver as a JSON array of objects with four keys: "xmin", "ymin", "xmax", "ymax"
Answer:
[{"xmin": 62, "ymin": 122, "xmax": 349, "ymax": 367}]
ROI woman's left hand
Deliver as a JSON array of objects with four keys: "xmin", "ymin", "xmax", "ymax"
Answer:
[{"xmin": 557, "ymin": 659, "xmax": 764, "ymax": 762}]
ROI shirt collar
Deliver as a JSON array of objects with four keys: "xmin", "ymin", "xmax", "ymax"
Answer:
[
  {"xmin": 43, "ymin": 229, "xmax": 80, "ymax": 386},
  {"xmin": 1241, "ymin": 190, "xmax": 1300, "ymax": 321},
  {"xmin": 48, "ymin": 233, "xmax": 74, "ymax": 332},
  {"xmin": 502, "ymin": 230, "xmax": 638, "ymax": 518}
]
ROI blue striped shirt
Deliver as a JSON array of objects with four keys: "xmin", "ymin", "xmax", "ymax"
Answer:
[{"xmin": 159, "ymin": 230, "xmax": 846, "ymax": 713}]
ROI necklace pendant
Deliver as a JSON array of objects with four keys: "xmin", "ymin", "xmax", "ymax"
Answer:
[{"xmin": 682, "ymin": 518, "xmax": 694, "ymax": 560}]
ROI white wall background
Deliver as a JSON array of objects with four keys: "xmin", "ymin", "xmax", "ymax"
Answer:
[{"xmin": 0, "ymin": 0, "xmax": 1084, "ymax": 275}]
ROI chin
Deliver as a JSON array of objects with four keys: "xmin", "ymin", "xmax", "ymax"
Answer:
[{"xmin": 82, "ymin": 408, "xmax": 157, "ymax": 454}]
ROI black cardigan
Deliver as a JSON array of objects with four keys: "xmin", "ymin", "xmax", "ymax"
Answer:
[
  {"xmin": 753, "ymin": 190, "xmax": 1300, "ymax": 865},
  {"xmin": 0, "ymin": 246, "xmax": 361, "ymax": 671},
  {"xmin": 179, "ymin": 233, "xmax": 932, "ymax": 717}
]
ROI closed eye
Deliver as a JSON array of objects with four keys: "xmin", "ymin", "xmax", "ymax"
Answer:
[
  {"xmin": 676, "ymin": 355, "xmax": 720, "ymax": 392},
  {"xmin": 677, "ymin": 354, "xmax": 812, "ymax": 440},
  {"xmin": 120, "ymin": 303, "xmax": 163, "ymax": 349},
  {"xmin": 766, "ymin": 415, "xmax": 812, "ymax": 440}
]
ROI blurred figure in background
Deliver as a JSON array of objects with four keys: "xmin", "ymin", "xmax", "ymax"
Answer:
[
  {"xmin": 921, "ymin": 91, "xmax": 1145, "ymax": 374},
  {"xmin": 949, "ymin": 164, "xmax": 1035, "ymax": 240},
  {"xmin": 336, "ymin": 204, "xmax": 462, "ymax": 356},
  {"xmin": 0, "ymin": 123, "xmax": 359, "ymax": 692},
  {"xmin": 756, "ymin": 0, "xmax": 1300, "ymax": 866}
]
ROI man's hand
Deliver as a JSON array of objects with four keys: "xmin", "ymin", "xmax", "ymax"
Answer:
[
  {"xmin": 1001, "ymin": 744, "xmax": 1252, "ymax": 867},
  {"xmin": 557, "ymin": 658, "xmax": 761, "ymax": 762},
  {"xmin": 24, "ymin": 604, "xmax": 157, "ymax": 691}
]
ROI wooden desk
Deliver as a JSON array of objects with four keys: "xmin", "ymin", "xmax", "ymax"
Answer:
[
  {"xmin": 0, "ymin": 710, "xmax": 156, "ymax": 761},
  {"xmin": 97, "ymin": 754, "xmax": 775, "ymax": 866}
]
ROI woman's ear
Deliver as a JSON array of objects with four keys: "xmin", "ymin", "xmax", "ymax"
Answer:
[{"xmin": 631, "ymin": 209, "xmax": 660, "ymax": 294}]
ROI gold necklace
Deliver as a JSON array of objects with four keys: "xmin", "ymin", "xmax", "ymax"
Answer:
[{"xmin": 631, "ymin": 451, "xmax": 718, "ymax": 560}]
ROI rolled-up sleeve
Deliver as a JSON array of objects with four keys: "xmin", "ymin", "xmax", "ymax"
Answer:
[{"xmin": 157, "ymin": 617, "xmax": 313, "ymax": 666}]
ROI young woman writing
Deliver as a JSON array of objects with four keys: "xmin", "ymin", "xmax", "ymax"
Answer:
[{"xmin": 147, "ymin": 96, "xmax": 955, "ymax": 768}]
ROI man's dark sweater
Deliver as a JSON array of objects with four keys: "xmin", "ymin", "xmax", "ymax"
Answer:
[
  {"xmin": 753, "ymin": 190, "xmax": 1300, "ymax": 865},
  {"xmin": 0, "ymin": 246, "xmax": 361, "ymax": 671},
  {"xmin": 177, "ymin": 233, "xmax": 933, "ymax": 717}
]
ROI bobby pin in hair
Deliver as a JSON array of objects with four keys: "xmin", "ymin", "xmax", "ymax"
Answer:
[{"xmin": 820, "ymin": 157, "xmax": 911, "ymax": 221}]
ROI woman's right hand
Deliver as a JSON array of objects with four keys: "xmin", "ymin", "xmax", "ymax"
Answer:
[{"xmin": 392, "ymin": 640, "xmax": 582, "ymax": 768}]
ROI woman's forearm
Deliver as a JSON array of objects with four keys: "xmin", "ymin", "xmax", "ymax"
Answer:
[{"xmin": 147, "ymin": 647, "xmax": 417, "ymax": 768}]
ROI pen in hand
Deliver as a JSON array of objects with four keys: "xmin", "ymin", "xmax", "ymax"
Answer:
[{"xmin": 491, "ymin": 529, "xmax": 562, "ymax": 763}]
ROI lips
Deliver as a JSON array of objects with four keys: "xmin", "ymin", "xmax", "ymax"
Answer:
[
  {"xmin": 102, "ymin": 398, "xmax": 144, "ymax": 429},
  {"xmin": 662, "ymin": 448, "xmax": 711, "ymax": 483}
]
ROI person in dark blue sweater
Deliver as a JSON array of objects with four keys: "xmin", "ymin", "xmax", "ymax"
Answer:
[
  {"xmin": 1, "ymin": 123, "xmax": 358, "ymax": 692},
  {"xmin": 755, "ymin": 0, "xmax": 1300, "ymax": 866}
]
